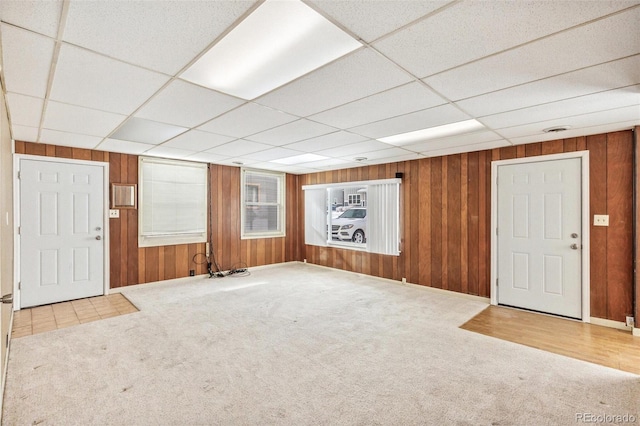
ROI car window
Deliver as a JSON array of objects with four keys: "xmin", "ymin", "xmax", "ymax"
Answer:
[{"xmin": 338, "ymin": 209, "xmax": 366, "ymax": 219}]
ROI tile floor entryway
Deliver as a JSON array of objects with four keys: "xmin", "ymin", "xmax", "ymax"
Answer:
[{"xmin": 12, "ymin": 293, "xmax": 138, "ymax": 338}]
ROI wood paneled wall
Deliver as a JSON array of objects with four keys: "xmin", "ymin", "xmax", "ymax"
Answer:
[
  {"xmin": 634, "ymin": 126, "xmax": 640, "ymax": 326},
  {"xmin": 208, "ymin": 164, "xmax": 300, "ymax": 272},
  {"xmin": 297, "ymin": 131, "xmax": 635, "ymax": 322},
  {"xmin": 15, "ymin": 142, "xmax": 208, "ymax": 287}
]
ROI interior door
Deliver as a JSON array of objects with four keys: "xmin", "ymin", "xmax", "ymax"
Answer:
[
  {"xmin": 20, "ymin": 159, "xmax": 105, "ymax": 308},
  {"xmin": 497, "ymin": 157, "xmax": 582, "ymax": 319}
]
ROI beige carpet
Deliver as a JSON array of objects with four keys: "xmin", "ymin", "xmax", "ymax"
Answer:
[{"xmin": 3, "ymin": 262, "xmax": 639, "ymax": 425}]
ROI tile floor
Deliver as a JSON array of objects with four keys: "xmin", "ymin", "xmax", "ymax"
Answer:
[{"xmin": 12, "ymin": 293, "xmax": 138, "ymax": 338}]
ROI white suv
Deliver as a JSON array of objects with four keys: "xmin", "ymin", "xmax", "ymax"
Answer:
[{"xmin": 331, "ymin": 208, "xmax": 366, "ymax": 243}]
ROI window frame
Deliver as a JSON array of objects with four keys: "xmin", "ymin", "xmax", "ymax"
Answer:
[
  {"xmin": 138, "ymin": 156, "xmax": 208, "ymax": 248},
  {"xmin": 240, "ymin": 168, "xmax": 286, "ymax": 239},
  {"xmin": 302, "ymin": 178, "xmax": 401, "ymax": 255}
]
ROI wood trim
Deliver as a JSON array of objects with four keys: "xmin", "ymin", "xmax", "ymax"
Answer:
[{"xmin": 634, "ymin": 126, "xmax": 640, "ymax": 326}]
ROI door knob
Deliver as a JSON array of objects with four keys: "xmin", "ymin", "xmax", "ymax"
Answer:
[
  {"xmin": 571, "ymin": 233, "xmax": 578, "ymax": 238},
  {"xmin": 96, "ymin": 227, "xmax": 102, "ymax": 231},
  {"xmin": 570, "ymin": 243, "xmax": 578, "ymax": 250},
  {"xmin": 1, "ymin": 294, "xmax": 13, "ymax": 304},
  {"xmin": 96, "ymin": 235, "xmax": 102, "ymax": 240}
]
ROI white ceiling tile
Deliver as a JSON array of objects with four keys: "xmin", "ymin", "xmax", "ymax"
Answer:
[
  {"xmin": 349, "ymin": 104, "xmax": 472, "ymax": 139},
  {"xmin": 403, "ymin": 130, "xmax": 505, "ymax": 153},
  {"xmin": 509, "ymin": 121, "xmax": 639, "ymax": 146},
  {"xmin": 374, "ymin": 1, "xmax": 639, "ymax": 78},
  {"xmin": 358, "ymin": 147, "xmax": 417, "ymax": 161},
  {"xmin": 315, "ymin": 140, "xmax": 391, "ymax": 158},
  {"xmin": 256, "ymin": 48, "xmax": 413, "ymax": 116},
  {"xmin": 283, "ymin": 131, "xmax": 369, "ymax": 152},
  {"xmin": 242, "ymin": 147, "xmax": 303, "ymax": 162},
  {"xmin": 246, "ymin": 119, "xmax": 337, "ymax": 146},
  {"xmin": 39, "ymin": 129, "xmax": 102, "ymax": 149},
  {"xmin": 362, "ymin": 152, "xmax": 424, "ymax": 165},
  {"xmin": 309, "ymin": 0, "xmax": 451, "ymax": 42},
  {"xmin": 136, "ymin": 80, "xmax": 244, "ymax": 128},
  {"xmin": 43, "ymin": 101, "xmax": 126, "ymax": 137},
  {"xmin": 6, "ymin": 93, "xmax": 43, "ymax": 127},
  {"xmin": 422, "ymin": 140, "xmax": 511, "ymax": 158},
  {"xmin": 97, "ymin": 139, "xmax": 155, "ymax": 155},
  {"xmin": 161, "ymin": 130, "xmax": 234, "ymax": 152},
  {"xmin": 198, "ymin": 103, "xmax": 298, "ymax": 138},
  {"xmin": 205, "ymin": 140, "xmax": 273, "ymax": 157},
  {"xmin": 456, "ymin": 55, "xmax": 640, "ymax": 117},
  {"xmin": 110, "ymin": 117, "xmax": 188, "ymax": 145},
  {"xmin": 216, "ymin": 157, "xmax": 261, "ymax": 167},
  {"xmin": 50, "ymin": 44, "xmax": 170, "ymax": 115},
  {"xmin": 185, "ymin": 152, "xmax": 231, "ymax": 164},
  {"xmin": 143, "ymin": 146, "xmax": 198, "ymax": 160},
  {"xmin": 480, "ymin": 85, "xmax": 640, "ymax": 129},
  {"xmin": 11, "ymin": 125, "xmax": 38, "ymax": 142},
  {"xmin": 63, "ymin": 1, "xmax": 254, "ymax": 74},
  {"xmin": 425, "ymin": 7, "xmax": 640, "ymax": 100},
  {"xmin": 497, "ymin": 105, "xmax": 640, "ymax": 139},
  {"xmin": 309, "ymin": 82, "xmax": 447, "ymax": 129},
  {"xmin": 272, "ymin": 153, "xmax": 329, "ymax": 165},
  {"xmin": 1, "ymin": 24, "xmax": 54, "ymax": 98},
  {"xmin": 0, "ymin": 1, "xmax": 62, "ymax": 37}
]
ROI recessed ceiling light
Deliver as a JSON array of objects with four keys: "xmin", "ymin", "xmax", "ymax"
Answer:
[
  {"xmin": 354, "ymin": 157, "xmax": 367, "ymax": 162},
  {"xmin": 543, "ymin": 125, "xmax": 572, "ymax": 133},
  {"xmin": 180, "ymin": 0, "xmax": 362, "ymax": 100},
  {"xmin": 378, "ymin": 119, "xmax": 485, "ymax": 146}
]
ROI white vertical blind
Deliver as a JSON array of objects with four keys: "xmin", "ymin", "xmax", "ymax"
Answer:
[
  {"xmin": 366, "ymin": 183, "xmax": 400, "ymax": 256},
  {"xmin": 304, "ymin": 188, "xmax": 328, "ymax": 247},
  {"xmin": 139, "ymin": 157, "xmax": 207, "ymax": 247}
]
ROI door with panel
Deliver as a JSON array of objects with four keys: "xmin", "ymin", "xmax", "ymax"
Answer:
[
  {"xmin": 19, "ymin": 158, "xmax": 106, "ymax": 308},
  {"xmin": 497, "ymin": 157, "xmax": 582, "ymax": 319}
]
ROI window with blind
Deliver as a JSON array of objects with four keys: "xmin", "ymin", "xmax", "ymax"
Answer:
[
  {"xmin": 302, "ymin": 178, "xmax": 401, "ymax": 256},
  {"xmin": 241, "ymin": 169, "xmax": 285, "ymax": 239},
  {"xmin": 138, "ymin": 157, "xmax": 208, "ymax": 247}
]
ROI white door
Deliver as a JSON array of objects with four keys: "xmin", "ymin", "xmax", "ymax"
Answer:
[
  {"xmin": 497, "ymin": 158, "xmax": 582, "ymax": 319},
  {"xmin": 20, "ymin": 159, "xmax": 105, "ymax": 308}
]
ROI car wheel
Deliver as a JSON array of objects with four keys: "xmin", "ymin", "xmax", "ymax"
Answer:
[{"xmin": 352, "ymin": 230, "xmax": 365, "ymax": 244}]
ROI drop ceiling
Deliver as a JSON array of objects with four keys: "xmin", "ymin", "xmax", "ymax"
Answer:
[{"xmin": 1, "ymin": 0, "xmax": 638, "ymax": 174}]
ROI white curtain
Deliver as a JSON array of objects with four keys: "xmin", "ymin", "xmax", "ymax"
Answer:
[
  {"xmin": 366, "ymin": 183, "xmax": 400, "ymax": 256},
  {"xmin": 304, "ymin": 188, "xmax": 328, "ymax": 247}
]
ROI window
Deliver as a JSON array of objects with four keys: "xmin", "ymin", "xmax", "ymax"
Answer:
[
  {"xmin": 302, "ymin": 178, "xmax": 401, "ymax": 256},
  {"xmin": 138, "ymin": 157, "xmax": 208, "ymax": 247},
  {"xmin": 241, "ymin": 169, "xmax": 285, "ymax": 239}
]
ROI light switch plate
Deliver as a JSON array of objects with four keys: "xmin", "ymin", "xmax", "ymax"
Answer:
[
  {"xmin": 593, "ymin": 214, "xmax": 609, "ymax": 226},
  {"xmin": 109, "ymin": 209, "xmax": 120, "ymax": 218}
]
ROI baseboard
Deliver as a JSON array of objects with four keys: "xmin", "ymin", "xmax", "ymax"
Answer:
[
  {"xmin": 298, "ymin": 261, "xmax": 490, "ymax": 304},
  {"xmin": 633, "ymin": 327, "xmax": 640, "ymax": 337},
  {"xmin": 589, "ymin": 317, "xmax": 632, "ymax": 331}
]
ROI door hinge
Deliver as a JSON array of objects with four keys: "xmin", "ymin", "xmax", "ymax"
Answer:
[
  {"xmin": 496, "ymin": 227, "xmax": 498, "ymax": 236},
  {"xmin": 17, "ymin": 226, "xmax": 20, "ymax": 235},
  {"xmin": 17, "ymin": 171, "xmax": 20, "ymax": 179},
  {"xmin": 18, "ymin": 282, "xmax": 21, "ymax": 290},
  {"xmin": 496, "ymin": 278, "xmax": 499, "ymax": 287}
]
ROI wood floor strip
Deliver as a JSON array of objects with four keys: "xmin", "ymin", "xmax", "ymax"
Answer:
[{"xmin": 461, "ymin": 305, "xmax": 640, "ymax": 375}]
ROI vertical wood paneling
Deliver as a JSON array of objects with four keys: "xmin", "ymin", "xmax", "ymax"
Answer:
[
  {"xmin": 467, "ymin": 152, "xmax": 480, "ymax": 295},
  {"xmin": 430, "ymin": 157, "xmax": 443, "ymax": 288},
  {"xmin": 418, "ymin": 159, "xmax": 431, "ymax": 286},
  {"xmin": 460, "ymin": 153, "xmax": 469, "ymax": 294},
  {"xmin": 587, "ymin": 134, "xmax": 608, "ymax": 318},
  {"xmin": 635, "ymin": 127, "xmax": 640, "ymax": 325},
  {"xmin": 606, "ymin": 132, "xmax": 634, "ymax": 322},
  {"xmin": 447, "ymin": 154, "xmax": 461, "ymax": 292}
]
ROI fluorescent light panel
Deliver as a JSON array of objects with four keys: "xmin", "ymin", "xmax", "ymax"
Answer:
[
  {"xmin": 379, "ymin": 119, "xmax": 485, "ymax": 146},
  {"xmin": 180, "ymin": 0, "xmax": 362, "ymax": 100},
  {"xmin": 272, "ymin": 153, "xmax": 328, "ymax": 165}
]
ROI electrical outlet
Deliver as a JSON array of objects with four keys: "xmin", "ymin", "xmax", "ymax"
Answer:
[
  {"xmin": 626, "ymin": 316, "xmax": 635, "ymax": 328},
  {"xmin": 401, "ymin": 277, "xmax": 407, "ymax": 284},
  {"xmin": 109, "ymin": 209, "xmax": 120, "ymax": 218},
  {"xmin": 593, "ymin": 214, "xmax": 609, "ymax": 226}
]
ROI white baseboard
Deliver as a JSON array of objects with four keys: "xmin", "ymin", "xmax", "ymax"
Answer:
[{"xmin": 589, "ymin": 317, "xmax": 632, "ymax": 331}]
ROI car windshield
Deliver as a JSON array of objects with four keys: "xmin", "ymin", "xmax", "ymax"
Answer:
[{"xmin": 338, "ymin": 209, "xmax": 366, "ymax": 219}]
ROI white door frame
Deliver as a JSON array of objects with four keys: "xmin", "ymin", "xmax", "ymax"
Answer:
[
  {"xmin": 490, "ymin": 151, "xmax": 590, "ymax": 322},
  {"xmin": 13, "ymin": 154, "xmax": 110, "ymax": 310}
]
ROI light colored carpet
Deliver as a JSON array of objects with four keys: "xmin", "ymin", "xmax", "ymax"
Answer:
[{"xmin": 3, "ymin": 262, "xmax": 639, "ymax": 425}]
